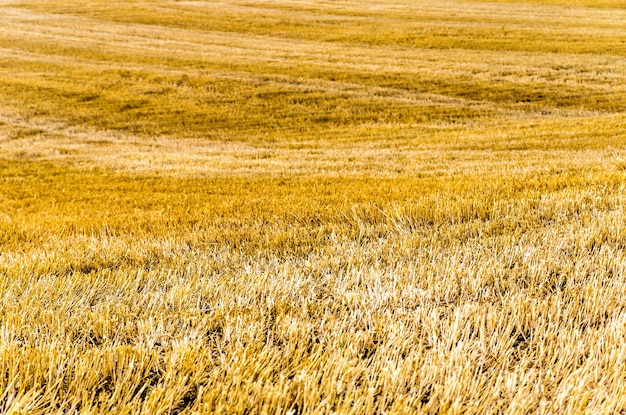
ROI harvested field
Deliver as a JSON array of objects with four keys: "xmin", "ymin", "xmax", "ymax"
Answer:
[{"xmin": 2, "ymin": 0, "xmax": 626, "ymax": 413}]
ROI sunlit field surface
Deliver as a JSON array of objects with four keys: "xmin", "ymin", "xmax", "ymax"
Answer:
[{"xmin": 3, "ymin": 0, "xmax": 626, "ymax": 413}]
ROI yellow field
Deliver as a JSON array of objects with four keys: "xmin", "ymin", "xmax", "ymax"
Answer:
[{"xmin": 2, "ymin": 0, "xmax": 626, "ymax": 413}]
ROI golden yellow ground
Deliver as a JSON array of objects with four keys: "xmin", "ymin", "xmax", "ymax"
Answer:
[{"xmin": 2, "ymin": 0, "xmax": 626, "ymax": 413}]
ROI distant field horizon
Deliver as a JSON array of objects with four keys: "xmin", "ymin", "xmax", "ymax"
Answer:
[{"xmin": 2, "ymin": 1, "xmax": 626, "ymax": 413}]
